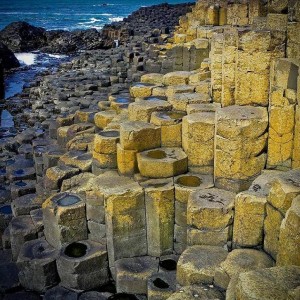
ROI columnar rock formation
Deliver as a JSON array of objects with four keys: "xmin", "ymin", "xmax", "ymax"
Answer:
[{"xmin": 1, "ymin": 0, "xmax": 300, "ymax": 299}]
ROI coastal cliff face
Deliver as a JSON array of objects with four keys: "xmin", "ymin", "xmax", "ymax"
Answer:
[{"xmin": 0, "ymin": 1, "xmax": 300, "ymax": 299}]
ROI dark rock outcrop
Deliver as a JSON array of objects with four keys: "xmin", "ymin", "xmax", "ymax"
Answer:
[
  {"xmin": 0, "ymin": 42, "xmax": 20, "ymax": 70},
  {"xmin": 0, "ymin": 21, "xmax": 46, "ymax": 52},
  {"xmin": 0, "ymin": 42, "xmax": 20, "ymax": 99},
  {"xmin": 0, "ymin": 22, "xmax": 104, "ymax": 54},
  {"xmin": 41, "ymin": 29, "xmax": 104, "ymax": 54}
]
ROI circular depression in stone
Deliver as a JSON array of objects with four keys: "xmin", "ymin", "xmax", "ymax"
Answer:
[
  {"xmin": 176, "ymin": 175, "xmax": 202, "ymax": 187},
  {"xmin": 0, "ymin": 168, "xmax": 6, "ymax": 175},
  {"xmin": 64, "ymin": 242, "xmax": 87, "ymax": 258},
  {"xmin": 108, "ymin": 293, "xmax": 138, "ymax": 300},
  {"xmin": 56, "ymin": 194, "xmax": 81, "ymax": 207},
  {"xmin": 99, "ymin": 131, "xmax": 120, "ymax": 138},
  {"xmin": 0, "ymin": 205, "xmax": 12, "ymax": 214},
  {"xmin": 153, "ymin": 278, "xmax": 170, "ymax": 289},
  {"xmin": 147, "ymin": 150, "xmax": 167, "ymax": 159},
  {"xmin": 159, "ymin": 259, "xmax": 177, "ymax": 271}
]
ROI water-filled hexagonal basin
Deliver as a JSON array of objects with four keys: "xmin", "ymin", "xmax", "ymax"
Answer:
[
  {"xmin": 147, "ymin": 150, "xmax": 167, "ymax": 159},
  {"xmin": 115, "ymin": 97, "xmax": 130, "ymax": 104},
  {"xmin": 153, "ymin": 278, "xmax": 169, "ymax": 289},
  {"xmin": 176, "ymin": 176, "xmax": 202, "ymax": 187},
  {"xmin": 57, "ymin": 194, "xmax": 80, "ymax": 207},
  {"xmin": 0, "ymin": 205, "xmax": 12, "ymax": 215},
  {"xmin": 159, "ymin": 259, "xmax": 177, "ymax": 271},
  {"xmin": 15, "ymin": 181, "xmax": 27, "ymax": 187},
  {"xmin": 14, "ymin": 169, "xmax": 25, "ymax": 176},
  {"xmin": 100, "ymin": 131, "xmax": 120, "ymax": 138},
  {"xmin": 64, "ymin": 242, "xmax": 87, "ymax": 258},
  {"xmin": 145, "ymin": 96, "xmax": 167, "ymax": 101},
  {"xmin": 108, "ymin": 293, "xmax": 138, "ymax": 300}
]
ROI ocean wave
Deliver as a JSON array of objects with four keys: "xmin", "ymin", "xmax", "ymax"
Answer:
[
  {"xmin": 91, "ymin": 26, "xmax": 103, "ymax": 31},
  {"xmin": 15, "ymin": 53, "xmax": 38, "ymax": 66},
  {"xmin": 108, "ymin": 17, "xmax": 124, "ymax": 22},
  {"xmin": 47, "ymin": 54, "xmax": 68, "ymax": 59},
  {"xmin": 78, "ymin": 17, "xmax": 102, "ymax": 25}
]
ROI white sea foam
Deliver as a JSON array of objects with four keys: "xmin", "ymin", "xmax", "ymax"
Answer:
[
  {"xmin": 78, "ymin": 17, "xmax": 102, "ymax": 25},
  {"xmin": 91, "ymin": 26, "xmax": 103, "ymax": 31},
  {"xmin": 48, "ymin": 54, "xmax": 68, "ymax": 59},
  {"xmin": 15, "ymin": 53, "xmax": 38, "ymax": 66},
  {"xmin": 108, "ymin": 17, "xmax": 124, "ymax": 22}
]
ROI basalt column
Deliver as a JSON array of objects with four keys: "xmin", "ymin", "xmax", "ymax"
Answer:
[
  {"xmin": 103, "ymin": 174, "xmax": 147, "ymax": 270},
  {"xmin": 143, "ymin": 180, "xmax": 175, "ymax": 256},
  {"xmin": 182, "ymin": 111, "xmax": 215, "ymax": 175},
  {"xmin": 215, "ymin": 105, "xmax": 269, "ymax": 193},
  {"xmin": 267, "ymin": 59, "xmax": 299, "ymax": 170}
]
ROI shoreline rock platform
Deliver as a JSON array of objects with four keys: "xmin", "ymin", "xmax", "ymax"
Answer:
[{"xmin": 0, "ymin": 0, "xmax": 300, "ymax": 299}]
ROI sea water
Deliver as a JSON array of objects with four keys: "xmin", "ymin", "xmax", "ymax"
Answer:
[{"xmin": 0, "ymin": 0, "xmax": 192, "ymax": 31}]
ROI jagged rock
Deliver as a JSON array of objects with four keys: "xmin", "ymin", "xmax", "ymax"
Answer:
[
  {"xmin": 0, "ymin": 21, "xmax": 46, "ymax": 52},
  {"xmin": 42, "ymin": 29, "xmax": 104, "ymax": 54}
]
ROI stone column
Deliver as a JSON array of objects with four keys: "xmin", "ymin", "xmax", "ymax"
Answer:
[
  {"xmin": 215, "ymin": 105, "xmax": 268, "ymax": 192},
  {"xmin": 211, "ymin": 33, "xmax": 224, "ymax": 103},
  {"xmin": 187, "ymin": 188, "xmax": 235, "ymax": 249},
  {"xmin": 102, "ymin": 174, "xmax": 147, "ymax": 268},
  {"xmin": 182, "ymin": 112, "xmax": 215, "ymax": 174},
  {"xmin": 264, "ymin": 169, "xmax": 300, "ymax": 260},
  {"xmin": 143, "ymin": 180, "xmax": 174, "ymax": 256},
  {"xmin": 267, "ymin": 59, "xmax": 298, "ymax": 170},
  {"xmin": 174, "ymin": 173, "xmax": 214, "ymax": 254},
  {"xmin": 221, "ymin": 28, "xmax": 238, "ymax": 107}
]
